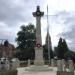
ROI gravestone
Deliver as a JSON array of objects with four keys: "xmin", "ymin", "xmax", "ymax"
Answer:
[
  {"xmin": 5, "ymin": 59, "xmax": 10, "ymax": 70},
  {"xmin": 11, "ymin": 58, "xmax": 20, "ymax": 70},
  {"xmin": 57, "ymin": 60, "xmax": 63, "ymax": 71},
  {"xmin": 28, "ymin": 59, "xmax": 30, "ymax": 67},
  {"xmin": 0, "ymin": 58, "xmax": 6, "ymax": 70},
  {"xmin": 68, "ymin": 60, "xmax": 74, "ymax": 72},
  {"xmin": 51, "ymin": 59, "xmax": 55, "ymax": 67},
  {"xmin": 0, "ymin": 58, "xmax": 10, "ymax": 70},
  {"xmin": 62, "ymin": 59, "xmax": 66, "ymax": 71}
]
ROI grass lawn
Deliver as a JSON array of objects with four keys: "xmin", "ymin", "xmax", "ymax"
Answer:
[
  {"xmin": 0, "ymin": 70, "xmax": 17, "ymax": 75},
  {"xmin": 57, "ymin": 71, "xmax": 74, "ymax": 75}
]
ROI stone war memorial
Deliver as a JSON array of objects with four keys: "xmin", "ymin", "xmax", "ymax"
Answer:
[
  {"xmin": 17, "ymin": 6, "xmax": 75, "ymax": 75},
  {"xmin": 0, "ymin": 6, "xmax": 74, "ymax": 75},
  {"xmin": 0, "ymin": 6, "xmax": 75, "ymax": 75},
  {"xmin": 33, "ymin": 6, "xmax": 44, "ymax": 66}
]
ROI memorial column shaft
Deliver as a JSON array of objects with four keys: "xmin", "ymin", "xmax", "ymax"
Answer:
[{"xmin": 36, "ymin": 17, "xmax": 42, "ymax": 45}]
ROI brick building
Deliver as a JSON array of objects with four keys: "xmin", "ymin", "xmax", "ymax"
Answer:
[{"xmin": 0, "ymin": 40, "xmax": 15, "ymax": 59}]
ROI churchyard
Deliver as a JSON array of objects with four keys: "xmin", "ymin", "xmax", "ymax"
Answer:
[
  {"xmin": 0, "ymin": 58, "xmax": 75, "ymax": 75},
  {"xmin": 0, "ymin": 6, "xmax": 75, "ymax": 75}
]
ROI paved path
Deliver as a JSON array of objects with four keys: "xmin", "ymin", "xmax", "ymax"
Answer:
[{"xmin": 17, "ymin": 67, "xmax": 57, "ymax": 75}]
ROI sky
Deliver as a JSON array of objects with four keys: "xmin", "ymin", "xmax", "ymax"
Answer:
[{"xmin": 0, "ymin": 0, "xmax": 75, "ymax": 51}]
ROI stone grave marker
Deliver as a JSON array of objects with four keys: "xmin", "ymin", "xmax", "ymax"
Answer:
[
  {"xmin": 57, "ymin": 60, "xmax": 63, "ymax": 71},
  {"xmin": 11, "ymin": 58, "xmax": 20, "ymax": 70},
  {"xmin": 51, "ymin": 59, "xmax": 55, "ymax": 67},
  {"xmin": 68, "ymin": 60, "xmax": 74, "ymax": 72},
  {"xmin": 62, "ymin": 59, "xmax": 66, "ymax": 71},
  {"xmin": 28, "ymin": 59, "xmax": 30, "ymax": 67},
  {"xmin": 5, "ymin": 59, "xmax": 10, "ymax": 70}
]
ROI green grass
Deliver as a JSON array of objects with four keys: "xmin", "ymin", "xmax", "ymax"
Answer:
[
  {"xmin": 57, "ymin": 71, "xmax": 74, "ymax": 75},
  {"xmin": 20, "ymin": 61, "xmax": 28, "ymax": 67},
  {"xmin": 0, "ymin": 70, "xmax": 17, "ymax": 75}
]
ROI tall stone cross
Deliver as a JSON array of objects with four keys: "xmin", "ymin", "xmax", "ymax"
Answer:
[{"xmin": 33, "ymin": 6, "xmax": 44, "ymax": 66}]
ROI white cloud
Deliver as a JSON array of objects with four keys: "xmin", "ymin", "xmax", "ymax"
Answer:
[
  {"xmin": 0, "ymin": 0, "xmax": 75, "ymax": 51},
  {"xmin": 47, "ymin": 0, "xmax": 75, "ymax": 12},
  {"xmin": 0, "ymin": 22, "xmax": 12, "ymax": 35}
]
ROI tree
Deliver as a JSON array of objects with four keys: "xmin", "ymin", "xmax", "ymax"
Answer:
[
  {"xmin": 56, "ymin": 37, "xmax": 69, "ymax": 59},
  {"xmin": 43, "ymin": 45, "xmax": 54, "ymax": 60},
  {"xmin": 62, "ymin": 39, "xmax": 69, "ymax": 57},
  {"xmin": 54, "ymin": 47, "xmax": 58, "ymax": 57},
  {"xmin": 64, "ymin": 50, "xmax": 75, "ymax": 62},
  {"xmin": 56, "ymin": 38, "xmax": 63, "ymax": 59},
  {"xmin": 16, "ymin": 23, "xmax": 36, "ymax": 60},
  {"xmin": 64, "ymin": 50, "xmax": 74, "ymax": 59}
]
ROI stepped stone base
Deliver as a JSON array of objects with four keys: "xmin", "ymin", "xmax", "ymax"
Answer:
[
  {"xmin": 17, "ymin": 67, "xmax": 57, "ymax": 75},
  {"xmin": 25, "ymin": 65, "xmax": 53, "ymax": 71}
]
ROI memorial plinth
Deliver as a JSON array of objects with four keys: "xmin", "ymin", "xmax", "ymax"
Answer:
[{"xmin": 34, "ymin": 47, "xmax": 44, "ymax": 66}]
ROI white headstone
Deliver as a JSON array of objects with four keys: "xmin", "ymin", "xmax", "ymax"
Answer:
[
  {"xmin": 0, "ymin": 58, "xmax": 6, "ymax": 70},
  {"xmin": 28, "ymin": 59, "xmax": 30, "ymax": 67},
  {"xmin": 57, "ymin": 60, "xmax": 63, "ymax": 71},
  {"xmin": 51, "ymin": 59, "xmax": 55, "ymax": 67},
  {"xmin": 62, "ymin": 59, "xmax": 66, "ymax": 71},
  {"xmin": 68, "ymin": 60, "xmax": 74, "ymax": 72},
  {"xmin": 11, "ymin": 58, "xmax": 20, "ymax": 70},
  {"xmin": 5, "ymin": 59, "xmax": 10, "ymax": 70}
]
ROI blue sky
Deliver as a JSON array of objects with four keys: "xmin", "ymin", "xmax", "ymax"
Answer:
[{"xmin": 0, "ymin": 0, "xmax": 75, "ymax": 51}]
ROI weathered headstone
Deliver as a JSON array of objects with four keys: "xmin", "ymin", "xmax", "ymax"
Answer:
[
  {"xmin": 28, "ymin": 59, "xmax": 30, "ymax": 67},
  {"xmin": 57, "ymin": 60, "xmax": 63, "ymax": 71},
  {"xmin": 54, "ymin": 56, "xmax": 57, "ymax": 66},
  {"xmin": 5, "ymin": 59, "xmax": 10, "ymax": 70},
  {"xmin": 0, "ymin": 58, "xmax": 6, "ymax": 70},
  {"xmin": 51, "ymin": 59, "xmax": 55, "ymax": 67},
  {"xmin": 11, "ymin": 58, "xmax": 20, "ymax": 70},
  {"xmin": 68, "ymin": 60, "xmax": 74, "ymax": 72},
  {"xmin": 62, "ymin": 59, "xmax": 66, "ymax": 71}
]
